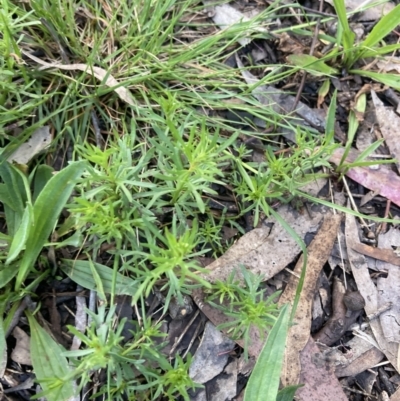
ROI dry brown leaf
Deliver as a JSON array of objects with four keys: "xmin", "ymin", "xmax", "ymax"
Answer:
[
  {"xmin": 371, "ymin": 90, "xmax": 400, "ymax": 172},
  {"xmin": 345, "ymin": 211, "xmax": 399, "ymax": 371},
  {"xmin": 235, "ymin": 55, "xmax": 327, "ymax": 134},
  {"xmin": 8, "ymin": 126, "xmax": 52, "ymax": 165},
  {"xmin": 334, "ymin": 332, "xmax": 385, "ymax": 377},
  {"xmin": 375, "ymin": 229, "xmax": 400, "ymax": 343},
  {"xmin": 199, "ymin": 204, "xmax": 330, "ymax": 285},
  {"xmin": 297, "ymin": 337, "xmax": 348, "ymax": 401},
  {"xmin": 377, "ymin": 57, "xmax": 400, "ymax": 73},
  {"xmin": 352, "ymin": 242, "xmax": 400, "ymax": 267},
  {"xmin": 329, "ymin": 147, "xmax": 400, "ymax": 207},
  {"xmin": 11, "ymin": 326, "xmax": 31, "ymax": 366},
  {"xmin": 22, "ymin": 51, "xmax": 135, "ymax": 106},
  {"xmin": 278, "ymin": 213, "xmax": 342, "ymax": 386}
]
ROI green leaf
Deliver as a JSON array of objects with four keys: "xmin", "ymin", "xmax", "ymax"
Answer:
[
  {"xmin": 6, "ymin": 204, "xmax": 33, "ymax": 264},
  {"xmin": 88, "ymin": 258, "xmax": 107, "ymax": 301},
  {"xmin": 15, "ymin": 161, "xmax": 86, "ymax": 290},
  {"xmin": 325, "ymin": 90, "xmax": 337, "ymax": 141},
  {"xmin": 360, "ymin": 43, "xmax": 400, "ymax": 58},
  {"xmin": 350, "ymin": 70, "xmax": 400, "ymax": 90},
  {"xmin": 332, "ymin": 0, "xmax": 355, "ymax": 61},
  {"xmin": 0, "ymin": 163, "xmax": 28, "ymax": 236},
  {"xmin": 33, "ymin": 164, "xmax": 54, "ymax": 202},
  {"xmin": 0, "ymin": 317, "xmax": 6, "ymax": 377},
  {"xmin": 277, "ymin": 385, "xmax": 304, "ymax": 401},
  {"xmin": 60, "ymin": 259, "xmax": 138, "ymax": 296},
  {"xmin": 0, "ymin": 263, "xmax": 19, "ymax": 287},
  {"xmin": 361, "ymin": 4, "xmax": 400, "ymax": 50},
  {"xmin": 287, "ymin": 54, "xmax": 338, "ymax": 76},
  {"xmin": 27, "ymin": 312, "xmax": 75, "ymax": 401},
  {"xmin": 243, "ymin": 304, "xmax": 291, "ymax": 401}
]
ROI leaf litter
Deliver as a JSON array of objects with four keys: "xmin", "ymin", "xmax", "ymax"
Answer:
[{"xmin": 3, "ymin": 0, "xmax": 400, "ymax": 400}]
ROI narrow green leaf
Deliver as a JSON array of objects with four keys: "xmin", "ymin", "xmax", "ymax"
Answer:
[
  {"xmin": 325, "ymin": 90, "xmax": 337, "ymax": 141},
  {"xmin": 60, "ymin": 259, "xmax": 138, "ymax": 296},
  {"xmin": 244, "ymin": 304, "xmax": 291, "ymax": 401},
  {"xmin": 332, "ymin": 0, "xmax": 355, "ymax": 52},
  {"xmin": 88, "ymin": 258, "xmax": 107, "ymax": 301},
  {"xmin": 350, "ymin": 70, "xmax": 400, "ymax": 90},
  {"xmin": 15, "ymin": 161, "xmax": 86, "ymax": 290},
  {"xmin": 6, "ymin": 205, "xmax": 33, "ymax": 265},
  {"xmin": 361, "ymin": 4, "xmax": 400, "ymax": 49},
  {"xmin": 27, "ymin": 312, "xmax": 75, "ymax": 401},
  {"xmin": 0, "ymin": 317, "xmax": 6, "ymax": 377},
  {"xmin": 287, "ymin": 54, "xmax": 338, "ymax": 76},
  {"xmin": 0, "ymin": 263, "xmax": 19, "ymax": 287},
  {"xmin": 361, "ymin": 43, "xmax": 400, "ymax": 58}
]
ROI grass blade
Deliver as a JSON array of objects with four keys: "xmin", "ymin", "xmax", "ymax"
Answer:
[
  {"xmin": 361, "ymin": 4, "xmax": 400, "ymax": 49},
  {"xmin": 332, "ymin": 0, "xmax": 355, "ymax": 53},
  {"xmin": 350, "ymin": 70, "xmax": 400, "ymax": 90},
  {"xmin": 287, "ymin": 54, "xmax": 338, "ymax": 76}
]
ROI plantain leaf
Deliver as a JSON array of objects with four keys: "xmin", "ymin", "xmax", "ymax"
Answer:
[
  {"xmin": 60, "ymin": 259, "xmax": 138, "ymax": 296},
  {"xmin": 15, "ymin": 161, "xmax": 86, "ymax": 290},
  {"xmin": 6, "ymin": 204, "xmax": 33, "ymax": 265},
  {"xmin": 0, "ymin": 262, "xmax": 19, "ymax": 287},
  {"xmin": 0, "ymin": 163, "xmax": 28, "ymax": 236},
  {"xmin": 244, "ymin": 304, "xmax": 292, "ymax": 401},
  {"xmin": 27, "ymin": 312, "xmax": 75, "ymax": 401},
  {"xmin": 33, "ymin": 164, "xmax": 54, "ymax": 202}
]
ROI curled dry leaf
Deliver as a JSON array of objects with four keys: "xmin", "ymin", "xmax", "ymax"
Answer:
[{"xmin": 22, "ymin": 51, "xmax": 135, "ymax": 106}]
